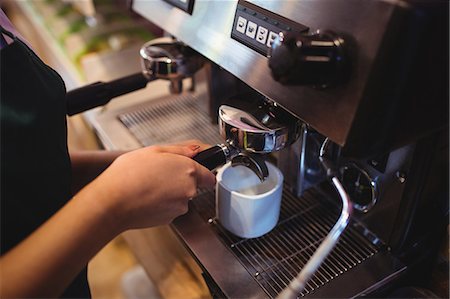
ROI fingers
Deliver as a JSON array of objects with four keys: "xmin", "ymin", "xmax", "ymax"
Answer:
[
  {"xmin": 194, "ymin": 162, "xmax": 216, "ymax": 189},
  {"xmin": 149, "ymin": 144, "xmax": 201, "ymax": 158},
  {"xmin": 162, "ymin": 139, "xmax": 212, "ymax": 151},
  {"xmin": 153, "ymin": 143, "xmax": 216, "ymax": 188},
  {"xmin": 142, "ymin": 144, "xmax": 217, "ymax": 189},
  {"xmin": 148, "ymin": 140, "xmax": 214, "ymax": 158}
]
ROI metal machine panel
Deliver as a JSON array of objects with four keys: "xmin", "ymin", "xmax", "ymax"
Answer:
[
  {"xmin": 131, "ymin": 0, "xmax": 387, "ymax": 148},
  {"xmin": 133, "ymin": 0, "xmax": 447, "ymax": 157},
  {"xmin": 130, "ymin": 1, "xmax": 448, "ymax": 298}
]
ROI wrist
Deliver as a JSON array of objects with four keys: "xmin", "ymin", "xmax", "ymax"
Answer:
[{"xmin": 75, "ymin": 178, "xmax": 124, "ymax": 237}]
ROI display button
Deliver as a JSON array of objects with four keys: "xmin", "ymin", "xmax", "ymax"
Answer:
[
  {"xmin": 246, "ymin": 21, "xmax": 257, "ymax": 39},
  {"xmin": 236, "ymin": 16, "xmax": 247, "ymax": 34},
  {"xmin": 267, "ymin": 31, "xmax": 279, "ymax": 47},
  {"xmin": 256, "ymin": 26, "xmax": 268, "ymax": 44},
  {"xmin": 231, "ymin": 2, "xmax": 309, "ymax": 56}
]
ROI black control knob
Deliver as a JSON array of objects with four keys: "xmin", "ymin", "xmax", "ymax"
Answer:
[{"xmin": 268, "ymin": 30, "xmax": 349, "ymax": 86}]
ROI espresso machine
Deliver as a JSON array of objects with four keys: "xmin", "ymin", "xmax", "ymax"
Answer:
[{"xmin": 83, "ymin": 0, "xmax": 448, "ymax": 298}]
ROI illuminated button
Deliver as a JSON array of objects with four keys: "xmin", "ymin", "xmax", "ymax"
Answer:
[
  {"xmin": 246, "ymin": 21, "xmax": 257, "ymax": 39},
  {"xmin": 266, "ymin": 31, "xmax": 279, "ymax": 47},
  {"xmin": 236, "ymin": 16, "xmax": 247, "ymax": 34},
  {"xmin": 256, "ymin": 26, "xmax": 268, "ymax": 44}
]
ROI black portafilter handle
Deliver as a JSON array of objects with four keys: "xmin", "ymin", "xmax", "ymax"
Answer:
[
  {"xmin": 193, "ymin": 144, "xmax": 269, "ymax": 181},
  {"xmin": 192, "ymin": 145, "xmax": 228, "ymax": 171},
  {"xmin": 66, "ymin": 72, "xmax": 151, "ymax": 116}
]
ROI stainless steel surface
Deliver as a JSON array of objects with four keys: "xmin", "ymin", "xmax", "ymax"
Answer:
[
  {"xmin": 277, "ymin": 176, "xmax": 353, "ymax": 299},
  {"xmin": 140, "ymin": 37, "xmax": 205, "ymax": 81},
  {"xmin": 118, "ymin": 93, "xmax": 221, "ymax": 146},
  {"xmin": 217, "ymin": 143, "xmax": 233, "ymax": 159},
  {"xmin": 132, "ymin": 0, "xmax": 396, "ymax": 147},
  {"xmin": 87, "ymin": 72, "xmax": 411, "ymax": 299},
  {"xmin": 66, "ymin": 37, "xmax": 206, "ymax": 116},
  {"xmin": 340, "ymin": 162, "xmax": 378, "ymax": 213},
  {"xmin": 134, "ymin": 0, "xmax": 447, "ymax": 157},
  {"xmin": 309, "ymin": 250, "xmax": 407, "ymax": 298},
  {"xmin": 90, "ymin": 1, "xmax": 446, "ymax": 298},
  {"xmin": 219, "ymin": 105, "xmax": 300, "ymax": 153},
  {"xmin": 90, "ymin": 76, "xmax": 212, "ymax": 151},
  {"xmin": 278, "ymin": 126, "xmax": 326, "ymax": 198},
  {"xmin": 182, "ymin": 187, "xmax": 383, "ymax": 298},
  {"xmin": 345, "ymin": 143, "xmax": 415, "ymax": 244}
]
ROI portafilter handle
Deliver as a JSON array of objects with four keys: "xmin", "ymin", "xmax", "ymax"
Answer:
[
  {"xmin": 66, "ymin": 37, "xmax": 204, "ymax": 116},
  {"xmin": 193, "ymin": 104, "xmax": 300, "ymax": 180},
  {"xmin": 192, "ymin": 144, "xmax": 235, "ymax": 171},
  {"xmin": 192, "ymin": 144, "xmax": 269, "ymax": 181},
  {"xmin": 66, "ymin": 72, "xmax": 153, "ymax": 116},
  {"xmin": 218, "ymin": 104, "xmax": 301, "ymax": 153}
]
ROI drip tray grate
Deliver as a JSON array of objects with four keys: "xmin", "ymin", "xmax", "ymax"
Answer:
[
  {"xmin": 118, "ymin": 93, "xmax": 222, "ymax": 146},
  {"xmin": 116, "ymin": 93, "xmax": 380, "ymax": 297},
  {"xmin": 192, "ymin": 188, "xmax": 381, "ymax": 298}
]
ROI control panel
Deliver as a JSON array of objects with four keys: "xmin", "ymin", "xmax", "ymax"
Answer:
[{"xmin": 231, "ymin": 0, "xmax": 308, "ymax": 56}]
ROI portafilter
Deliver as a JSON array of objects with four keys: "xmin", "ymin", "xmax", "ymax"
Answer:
[
  {"xmin": 193, "ymin": 102, "xmax": 302, "ymax": 181},
  {"xmin": 66, "ymin": 37, "xmax": 205, "ymax": 116}
]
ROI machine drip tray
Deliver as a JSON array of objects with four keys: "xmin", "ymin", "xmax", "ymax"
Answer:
[
  {"xmin": 118, "ymin": 93, "xmax": 222, "ymax": 146},
  {"xmin": 93, "ymin": 89, "xmax": 406, "ymax": 298},
  {"xmin": 173, "ymin": 187, "xmax": 406, "ymax": 298}
]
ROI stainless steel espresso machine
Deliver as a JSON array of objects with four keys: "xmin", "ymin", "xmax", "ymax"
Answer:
[{"xmin": 99, "ymin": 0, "xmax": 448, "ymax": 298}]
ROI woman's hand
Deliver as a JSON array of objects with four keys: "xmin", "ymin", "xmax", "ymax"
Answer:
[
  {"xmin": 0, "ymin": 140, "xmax": 215, "ymax": 298},
  {"xmin": 81, "ymin": 141, "xmax": 216, "ymax": 232},
  {"xmin": 70, "ymin": 150, "xmax": 126, "ymax": 194}
]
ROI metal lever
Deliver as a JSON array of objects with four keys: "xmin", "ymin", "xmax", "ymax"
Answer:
[
  {"xmin": 277, "ymin": 138, "xmax": 353, "ymax": 299},
  {"xmin": 66, "ymin": 72, "xmax": 153, "ymax": 116},
  {"xmin": 66, "ymin": 37, "xmax": 205, "ymax": 116}
]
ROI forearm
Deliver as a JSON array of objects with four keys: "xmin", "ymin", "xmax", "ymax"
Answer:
[
  {"xmin": 0, "ymin": 183, "xmax": 120, "ymax": 298},
  {"xmin": 70, "ymin": 150, "xmax": 126, "ymax": 193},
  {"xmin": 0, "ymin": 143, "xmax": 215, "ymax": 298}
]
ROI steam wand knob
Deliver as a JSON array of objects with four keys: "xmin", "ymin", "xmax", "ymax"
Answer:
[{"xmin": 268, "ymin": 30, "xmax": 350, "ymax": 86}]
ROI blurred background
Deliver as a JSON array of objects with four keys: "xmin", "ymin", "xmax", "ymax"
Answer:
[{"xmin": 1, "ymin": 1, "xmax": 209, "ymax": 298}]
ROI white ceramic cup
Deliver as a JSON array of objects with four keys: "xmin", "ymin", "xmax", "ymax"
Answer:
[{"xmin": 215, "ymin": 161, "xmax": 284, "ymax": 238}]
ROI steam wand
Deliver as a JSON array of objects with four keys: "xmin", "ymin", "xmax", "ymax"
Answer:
[{"xmin": 277, "ymin": 138, "xmax": 353, "ymax": 299}]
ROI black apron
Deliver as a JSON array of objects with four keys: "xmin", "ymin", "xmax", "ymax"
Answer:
[{"xmin": 0, "ymin": 26, "xmax": 90, "ymax": 298}]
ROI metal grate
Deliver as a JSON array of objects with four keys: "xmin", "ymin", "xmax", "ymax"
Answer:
[
  {"xmin": 116, "ymin": 95, "xmax": 380, "ymax": 298},
  {"xmin": 118, "ymin": 93, "xmax": 222, "ymax": 146},
  {"xmin": 192, "ymin": 188, "xmax": 381, "ymax": 298}
]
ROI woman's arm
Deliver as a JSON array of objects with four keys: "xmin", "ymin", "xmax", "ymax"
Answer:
[
  {"xmin": 70, "ymin": 150, "xmax": 125, "ymax": 194},
  {"xmin": 70, "ymin": 140, "xmax": 208, "ymax": 193},
  {"xmin": 0, "ymin": 143, "xmax": 215, "ymax": 298},
  {"xmin": 0, "ymin": 179, "xmax": 119, "ymax": 297}
]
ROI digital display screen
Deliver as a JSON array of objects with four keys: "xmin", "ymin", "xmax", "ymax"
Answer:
[{"xmin": 162, "ymin": 0, "xmax": 195, "ymax": 14}]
